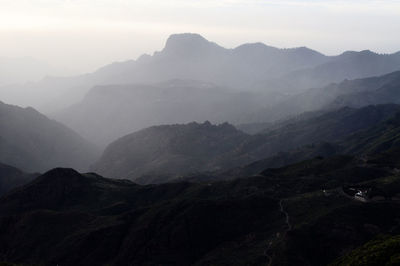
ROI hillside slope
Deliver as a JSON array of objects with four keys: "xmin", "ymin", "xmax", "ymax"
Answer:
[
  {"xmin": 91, "ymin": 121, "xmax": 249, "ymax": 181},
  {"xmin": 92, "ymin": 105, "xmax": 400, "ymax": 183},
  {"xmin": 1, "ymin": 150, "xmax": 400, "ymax": 265},
  {"xmin": 0, "ymin": 101, "xmax": 99, "ymax": 172}
]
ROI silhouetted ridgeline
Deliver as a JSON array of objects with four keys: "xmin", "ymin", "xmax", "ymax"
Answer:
[{"xmin": 2, "ymin": 33, "xmax": 399, "ymax": 113}]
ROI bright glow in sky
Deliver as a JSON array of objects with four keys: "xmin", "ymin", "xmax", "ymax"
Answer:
[{"xmin": 1, "ymin": 0, "xmax": 399, "ymax": 73}]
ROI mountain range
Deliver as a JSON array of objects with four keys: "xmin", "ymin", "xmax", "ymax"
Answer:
[
  {"xmin": 54, "ymin": 70, "xmax": 400, "ymax": 148},
  {"xmin": 253, "ymin": 70, "xmax": 400, "ymax": 123},
  {"xmin": 1, "ymin": 33, "xmax": 400, "ymax": 265},
  {"xmin": 55, "ymin": 80, "xmax": 269, "ymax": 146},
  {"xmin": 1, "ymin": 33, "xmax": 399, "ymax": 114},
  {"xmin": 92, "ymin": 104, "xmax": 400, "ymax": 183}
]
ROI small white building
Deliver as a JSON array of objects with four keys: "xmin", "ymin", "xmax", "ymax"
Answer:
[{"xmin": 354, "ymin": 190, "xmax": 369, "ymax": 202}]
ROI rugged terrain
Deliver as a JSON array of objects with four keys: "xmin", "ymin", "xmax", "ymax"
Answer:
[{"xmin": 92, "ymin": 104, "xmax": 400, "ymax": 183}]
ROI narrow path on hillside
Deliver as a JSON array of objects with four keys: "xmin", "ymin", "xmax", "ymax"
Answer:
[
  {"xmin": 264, "ymin": 199, "xmax": 292, "ymax": 266},
  {"xmin": 279, "ymin": 199, "xmax": 292, "ymax": 231},
  {"xmin": 264, "ymin": 240, "xmax": 273, "ymax": 266}
]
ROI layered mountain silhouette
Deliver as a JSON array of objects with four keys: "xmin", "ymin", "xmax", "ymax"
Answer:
[
  {"xmin": 0, "ymin": 101, "xmax": 99, "ymax": 172},
  {"xmin": 92, "ymin": 104, "xmax": 400, "ymax": 183},
  {"xmin": 93, "ymin": 33, "xmax": 328, "ymax": 90},
  {"xmin": 55, "ymin": 80, "xmax": 271, "ymax": 146},
  {"xmin": 55, "ymin": 70, "xmax": 400, "ymax": 147},
  {"xmin": 218, "ymin": 105, "xmax": 400, "ymax": 180},
  {"xmin": 255, "ymin": 70, "xmax": 400, "ymax": 122},
  {"xmin": 3, "ymin": 33, "xmax": 399, "ymax": 113},
  {"xmin": 2, "ymin": 33, "xmax": 400, "ymax": 266},
  {"xmin": 262, "ymin": 50, "xmax": 400, "ymax": 93},
  {"xmin": 2, "ymin": 97, "xmax": 400, "ymax": 266}
]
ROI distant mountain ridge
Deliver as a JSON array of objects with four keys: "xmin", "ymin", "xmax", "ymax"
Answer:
[
  {"xmin": 95, "ymin": 33, "xmax": 329, "ymax": 89},
  {"xmin": 55, "ymin": 70, "xmax": 400, "ymax": 147},
  {"xmin": 263, "ymin": 50, "xmax": 400, "ymax": 93},
  {"xmin": 2, "ymin": 33, "xmax": 399, "ymax": 113},
  {"xmin": 254, "ymin": 70, "xmax": 400, "ymax": 122},
  {"xmin": 55, "ymin": 80, "xmax": 271, "ymax": 146}
]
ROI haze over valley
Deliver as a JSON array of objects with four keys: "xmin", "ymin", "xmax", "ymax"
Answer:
[{"xmin": 1, "ymin": 1, "xmax": 400, "ymax": 265}]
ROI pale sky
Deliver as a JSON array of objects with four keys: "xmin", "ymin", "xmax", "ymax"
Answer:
[{"xmin": 1, "ymin": 0, "xmax": 400, "ymax": 73}]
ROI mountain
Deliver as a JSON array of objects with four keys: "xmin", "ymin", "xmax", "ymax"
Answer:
[
  {"xmin": 92, "ymin": 105, "xmax": 400, "ymax": 183},
  {"xmin": 1, "ymin": 147, "xmax": 400, "ymax": 265},
  {"xmin": 55, "ymin": 80, "xmax": 273, "ymax": 146},
  {"xmin": 255, "ymin": 70, "xmax": 400, "ymax": 122},
  {"xmin": 3, "ymin": 33, "xmax": 399, "ymax": 114},
  {"xmin": 91, "ymin": 121, "xmax": 249, "ymax": 181},
  {"xmin": 53, "ymin": 45, "xmax": 400, "ymax": 144},
  {"xmin": 0, "ymin": 162, "xmax": 38, "ymax": 196},
  {"xmin": 220, "ymin": 105, "xmax": 400, "ymax": 180},
  {"xmin": 0, "ymin": 101, "xmax": 99, "ymax": 172},
  {"xmin": 94, "ymin": 33, "xmax": 328, "ymax": 89},
  {"xmin": 262, "ymin": 50, "xmax": 400, "ymax": 94}
]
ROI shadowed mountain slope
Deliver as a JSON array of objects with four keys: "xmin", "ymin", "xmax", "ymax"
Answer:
[
  {"xmin": 91, "ymin": 121, "xmax": 249, "ymax": 181},
  {"xmin": 0, "ymin": 162, "xmax": 38, "ymax": 196},
  {"xmin": 92, "ymin": 105, "xmax": 400, "ymax": 183},
  {"xmin": 217, "ymin": 105, "xmax": 400, "ymax": 180},
  {"xmin": 0, "ymin": 101, "xmax": 99, "ymax": 172}
]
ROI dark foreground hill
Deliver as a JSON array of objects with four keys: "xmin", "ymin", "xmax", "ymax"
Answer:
[
  {"xmin": 92, "ymin": 105, "xmax": 400, "ymax": 183},
  {"xmin": 1, "ymin": 149, "xmax": 400, "ymax": 265},
  {"xmin": 0, "ymin": 101, "xmax": 99, "ymax": 172}
]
